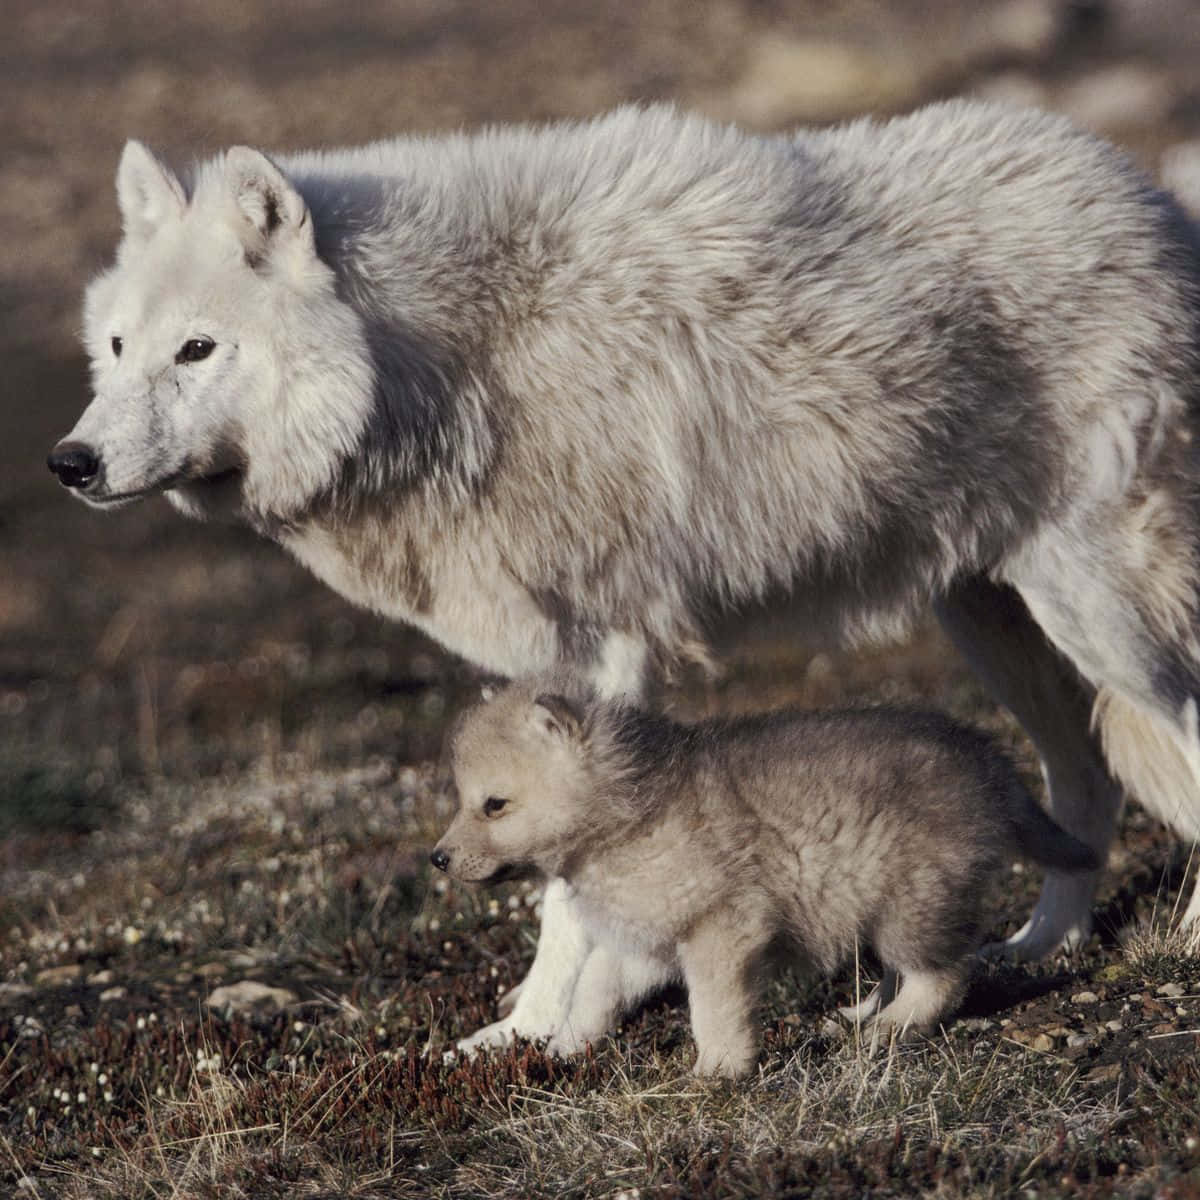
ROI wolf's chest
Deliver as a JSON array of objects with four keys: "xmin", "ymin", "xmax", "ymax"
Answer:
[{"xmin": 280, "ymin": 516, "xmax": 561, "ymax": 677}]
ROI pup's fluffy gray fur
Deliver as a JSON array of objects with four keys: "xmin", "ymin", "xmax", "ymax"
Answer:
[
  {"xmin": 434, "ymin": 680, "xmax": 1099, "ymax": 1076},
  {"xmin": 60, "ymin": 100, "xmax": 1200, "ymax": 1050}
]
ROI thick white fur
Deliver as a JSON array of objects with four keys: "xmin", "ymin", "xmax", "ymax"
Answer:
[{"xmin": 63, "ymin": 101, "xmax": 1200, "ymax": 1038}]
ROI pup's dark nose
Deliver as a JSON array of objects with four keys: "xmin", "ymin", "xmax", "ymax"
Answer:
[
  {"xmin": 430, "ymin": 848, "xmax": 450, "ymax": 873},
  {"xmin": 47, "ymin": 441, "xmax": 100, "ymax": 489}
]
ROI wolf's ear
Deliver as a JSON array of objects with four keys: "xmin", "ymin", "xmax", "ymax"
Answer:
[
  {"xmin": 532, "ymin": 693, "xmax": 583, "ymax": 742},
  {"xmin": 224, "ymin": 146, "xmax": 314, "ymax": 263},
  {"xmin": 116, "ymin": 140, "xmax": 185, "ymax": 241}
]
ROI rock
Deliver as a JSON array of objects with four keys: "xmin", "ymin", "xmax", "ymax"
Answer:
[
  {"xmin": 35, "ymin": 964, "xmax": 82, "ymax": 987},
  {"xmin": 0, "ymin": 983, "xmax": 34, "ymax": 1002},
  {"xmin": 1085, "ymin": 1063, "xmax": 1122, "ymax": 1084},
  {"xmin": 98, "ymin": 986, "xmax": 126, "ymax": 1002},
  {"xmin": 1072, "ymin": 991, "xmax": 1100, "ymax": 1005},
  {"xmin": 1105, "ymin": 1020, "xmax": 1124, "ymax": 1033},
  {"xmin": 1156, "ymin": 982, "xmax": 1186, "ymax": 999},
  {"xmin": 1058, "ymin": 64, "xmax": 1174, "ymax": 133},
  {"xmin": 195, "ymin": 962, "xmax": 227, "ymax": 980},
  {"xmin": 972, "ymin": 72, "xmax": 1049, "ymax": 111},
  {"xmin": 982, "ymin": 0, "xmax": 1060, "ymax": 58},
  {"xmin": 724, "ymin": 35, "xmax": 922, "ymax": 126},
  {"xmin": 1066, "ymin": 1033, "xmax": 1091, "ymax": 1048},
  {"xmin": 206, "ymin": 980, "xmax": 297, "ymax": 1014},
  {"xmin": 1161, "ymin": 142, "xmax": 1200, "ymax": 220},
  {"xmin": 1030, "ymin": 1033, "xmax": 1056, "ymax": 1053},
  {"xmin": 87, "ymin": 969, "xmax": 115, "ymax": 986}
]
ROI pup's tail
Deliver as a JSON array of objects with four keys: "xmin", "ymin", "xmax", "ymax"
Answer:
[{"xmin": 1007, "ymin": 781, "xmax": 1103, "ymax": 873}]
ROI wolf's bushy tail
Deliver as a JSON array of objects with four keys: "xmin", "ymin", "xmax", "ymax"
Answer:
[{"xmin": 1007, "ymin": 781, "xmax": 1102, "ymax": 873}]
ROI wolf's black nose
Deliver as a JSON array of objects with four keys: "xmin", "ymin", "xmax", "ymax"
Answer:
[
  {"xmin": 47, "ymin": 441, "xmax": 100, "ymax": 489},
  {"xmin": 430, "ymin": 848, "xmax": 450, "ymax": 873}
]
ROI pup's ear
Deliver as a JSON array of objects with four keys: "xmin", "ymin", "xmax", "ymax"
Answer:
[
  {"xmin": 223, "ymin": 146, "xmax": 314, "ymax": 264},
  {"xmin": 532, "ymin": 693, "xmax": 583, "ymax": 741},
  {"xmin": 116, "ymin": 140, "xmax": 185, "ymax": 241}
]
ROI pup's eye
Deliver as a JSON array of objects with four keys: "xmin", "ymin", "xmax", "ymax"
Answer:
[
  {"xmin": 483, "ymin": 796, "xmax": 508, "ymax": 817},
  {"xmin": 176, "ymin": 336, "xmax": 215, "ymax": 364},
  {"xmin": 111, "ymin": 336, "xmax": 122, "ymax": 357}
]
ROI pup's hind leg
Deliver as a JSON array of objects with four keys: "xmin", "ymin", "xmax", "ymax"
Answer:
[
  {"xmin": 870, "ymin": 965, "xmax": 966, "ymax": 1038},
  {"xmin": 935, "ymin": 578, "xmax": 1119, "ymax": 958},
  {"xmin": 838, "ymin": 968, "xmax": 898, "ymax": 1023}
]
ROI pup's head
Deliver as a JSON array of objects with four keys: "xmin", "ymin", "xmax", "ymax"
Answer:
[
  {"xmin": 50, "ymin": 140, "xmax": 373, "ymax": 522},
  {"xmin": 431, "ymin": 685, "xmax": 597, "ymax": 884}
]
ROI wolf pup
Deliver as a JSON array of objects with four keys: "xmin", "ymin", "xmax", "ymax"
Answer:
[
  {"xmin": 432, "ymin": 680, "xmax": 1100, "ymax": 1077},
  {"xmin": 55, "ymin": 101, "xmax": 1200, "ymax": 1050}
]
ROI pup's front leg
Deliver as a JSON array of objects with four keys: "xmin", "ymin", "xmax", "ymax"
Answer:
[
  {"xmin": 679, "ymin": 915, "xmax": 766, "ymax": 1079},
  {"xmin": 457, "ymin": 878, "xmax": 589, "ymax": 1054}
]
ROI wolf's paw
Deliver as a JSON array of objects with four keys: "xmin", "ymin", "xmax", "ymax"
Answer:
[
  {"xmin": 979, "ymin": 918, "xmax": 1090, "ymax": 962},
  {"xmin": 496, "ymin": 978, "xmax": 523, "ymax": 1019},
  {"xmin": 455, "ymin": 1016, "xmax": 517, "ymax": 1057}
]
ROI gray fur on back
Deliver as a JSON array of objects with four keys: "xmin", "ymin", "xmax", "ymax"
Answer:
[{"xmin": 228, "ymin": 100, "xmax": 1200, "ymax": 678}]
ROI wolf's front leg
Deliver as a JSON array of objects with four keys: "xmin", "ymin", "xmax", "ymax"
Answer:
[
  {"xmin": 456, "ymin": 878, "xmax": 590, "ymax": 1054},
  {"xmin": 546, "ymin": 945, "xmax": 678, "ymax": 1057}
]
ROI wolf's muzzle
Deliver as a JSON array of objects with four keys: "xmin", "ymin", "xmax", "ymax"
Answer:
[{"xmin": 47, "ymin": 441, "xmax": 100, "ymax": 489}]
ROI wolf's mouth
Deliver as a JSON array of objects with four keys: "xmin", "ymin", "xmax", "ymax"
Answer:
[
  {"xmin": 481, "ymin": 862, "xmax": 538, "ymax": 885},
  {"xmin": 83, "ymin": 464, "xmax": 242, "ymax": 507}
]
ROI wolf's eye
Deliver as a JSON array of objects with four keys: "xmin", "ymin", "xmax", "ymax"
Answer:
[
  {"xmin": 483, "ymin": 796, "xmax": 508, "ymax": 817},
  {"xmin": 111, "ymin": 336, "xmax": 122, "ymax": 357},
  {"xmin": 176, "ymin": 336, "xmax": 215, "ymax": 365}
]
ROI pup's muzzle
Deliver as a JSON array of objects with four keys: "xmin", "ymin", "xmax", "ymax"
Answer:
[
  {"xmin": 430, "ymin": 847, "xmax": 450, "ymax": 873},
  {"xmin": 48, "ymin": 441, "xmax": 100, "ymax": 489}
]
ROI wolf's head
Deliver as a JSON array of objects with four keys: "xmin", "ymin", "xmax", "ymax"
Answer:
[
  {"xmin": 431, "ymin": 686, "xmax": 601, "ymax": 885},
  {"xmin": 50, "ymin": 141, "xmax": 374, "ymax": 522}
]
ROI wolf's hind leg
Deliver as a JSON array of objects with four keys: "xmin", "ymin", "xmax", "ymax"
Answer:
[{"xmin": 935, "ymin": 578, "xmax": 1118, "ymax": 959}]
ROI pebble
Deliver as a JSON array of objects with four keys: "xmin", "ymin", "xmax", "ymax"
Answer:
[
  {"xmin": 1105, "ymin": 1020, "xmax": 1124, "ymax": 1033},
  {"xmin": 98, "ymin": 986, "xmax": 126, "ymax": 1002},
  {"xmin": 1030, "ymin": 1033, "xmax": 1056, "ymax": 1053},
  {"xmin": 35, "ymin": 964, "xmax": 82, "ymax": 987},
  {"xmin": 1066, "ymin": 1033, "xmax": 1091, "ymax": 1049},
  {"xmin": 87, "ymin": 969, "xmax": 115, "ymax": 986},
  {"xmin": 1156, "ymin": 982, "xmax": 1185, "ymax": 999},
  {"xmin": 195, "ymin": 962, "xmax": 227, "ymax": 980},
  {"xmin": 1072, "ymin": 991, "xmax": 1100, "ymax": 1005},
  {"xmin": 206, "ymin": 980, "xmax": 297, "ymax": 1014}
]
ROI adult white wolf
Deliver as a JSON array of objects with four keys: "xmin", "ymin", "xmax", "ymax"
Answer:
[{"xmin": 52, "ymin": 100, "xmax": 1200, "ymax": 1051}]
